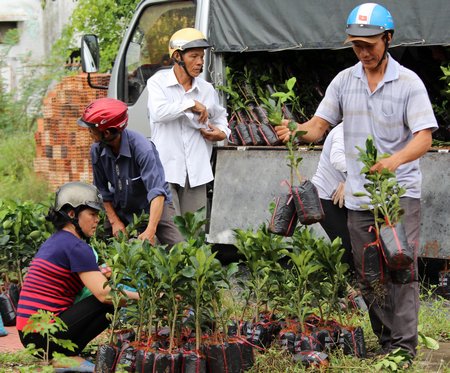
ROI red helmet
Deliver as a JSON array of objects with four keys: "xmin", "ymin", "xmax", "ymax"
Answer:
[{"xmin": 77, "ymin": 98, "xmax": 128, "ymax": 132}]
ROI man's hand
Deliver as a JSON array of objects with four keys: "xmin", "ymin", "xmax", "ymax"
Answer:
[
  {"xmin": 331, "ymin": 182, "xmax": 345, "ymax": 208},
  {"xmin": 370, "ymin": 155, "xmax": 401, "ymax": 173},
  {"xmin": 111, "ymin": 220, "xmax": 127, "ymax": 237},
  {"xmin": 138, "ymin": 228, "xmax": 156, "ymax": 245},
  {"xmin": 274, "ymin": 119, "xmax": 295, "ymax": 143},
  {"xmin": 191, "ymin": 100, "xmax": 209, "ymax": 123},
  {"xmin": 200, "ymin": 124, "xmax": 226, "ymax": 142}
]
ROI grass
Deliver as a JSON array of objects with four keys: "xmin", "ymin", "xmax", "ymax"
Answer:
[{"xmin": 0, "ymin": 131, "xmax": 50, "ymax": 202}]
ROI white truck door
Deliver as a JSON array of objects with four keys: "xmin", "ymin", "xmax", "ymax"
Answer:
[{"xmin": 110, "ymin": 0, "xmax": 197, "ymax": 137}]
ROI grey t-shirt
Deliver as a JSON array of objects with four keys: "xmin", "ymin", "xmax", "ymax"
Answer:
[{"xmin": 315, "ymin": 55, "xmax": 438, "ymax": 210}]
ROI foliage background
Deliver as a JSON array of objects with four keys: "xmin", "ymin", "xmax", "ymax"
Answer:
[{"xmin": 0, "ymin": 0, "xmax": 140, "ymax": 202}]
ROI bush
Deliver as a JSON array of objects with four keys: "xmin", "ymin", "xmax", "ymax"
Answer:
[{"xmin": 0, "ymin": 132, "xmax": 50, "ymax": 202}]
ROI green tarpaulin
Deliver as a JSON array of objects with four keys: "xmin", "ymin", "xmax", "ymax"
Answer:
[{"xmin": 209, "ymin": 0, "xmax": 450, "ymax": 52}]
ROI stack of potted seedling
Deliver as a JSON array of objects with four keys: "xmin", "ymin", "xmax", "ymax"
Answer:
[{"xmin": 91, "ymin": 209, "xmax": 366, "ymax": 372}]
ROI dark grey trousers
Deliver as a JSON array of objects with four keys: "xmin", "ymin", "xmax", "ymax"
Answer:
[
  {"xmin": 347, "ymin": 197, "xmax": 420, "ymax": 357},
  {"xmin": 169, "ymin": 177, "xmax": 207, "ymax": 217},
  {"xmin": 155, "ymin": 202, "xmax": 185, "ymax": 246}
]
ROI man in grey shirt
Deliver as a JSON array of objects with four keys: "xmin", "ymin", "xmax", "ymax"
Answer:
[{"xmin": 276, "ymin": 3, "xmax": 437, "ymax": 364}]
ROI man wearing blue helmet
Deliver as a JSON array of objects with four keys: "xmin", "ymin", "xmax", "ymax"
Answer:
[{"xmin": 275, "ymin": 3, "xmax": 438, "ymax": 364}]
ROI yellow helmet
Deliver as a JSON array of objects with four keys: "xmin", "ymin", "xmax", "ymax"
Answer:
[{"xmin": 168, "ymin": 28, "xmax": 210, "ymax": 58}]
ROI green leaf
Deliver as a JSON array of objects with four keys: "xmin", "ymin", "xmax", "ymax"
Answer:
[{"xmin": 418, "ymin": 332, "xmax": 440, "ymax": 350}]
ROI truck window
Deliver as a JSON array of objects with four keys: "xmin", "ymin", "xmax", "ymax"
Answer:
[{"xmin": 124, "ymin": 1, "xmax": 196, "ymax": 105}]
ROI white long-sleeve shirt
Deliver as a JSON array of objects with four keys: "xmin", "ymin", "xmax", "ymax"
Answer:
[
  {"xmin": 311, "ymin": 123, "xmax": 346, "ymax": 199},
  {"xmin": 147, "ymin": 68, "xmax": 229, "ymax": 187}
]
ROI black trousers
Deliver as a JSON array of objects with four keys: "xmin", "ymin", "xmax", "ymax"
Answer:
[
  {"xmin": 319, "ymin": 198, "xmax": 355, "ymax": 276},
  {"xmin": 19, "ymin": 295, "xmax": 113, "ymax": 357}
]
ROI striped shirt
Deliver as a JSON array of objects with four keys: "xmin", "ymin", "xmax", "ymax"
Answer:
[
  {"xmin": 315, "ymin": 54, "xmax": 438, "ymax": 210},
  {"xmin": 16, "ymin": 230, "xmax": 99, "ymax": 330}
]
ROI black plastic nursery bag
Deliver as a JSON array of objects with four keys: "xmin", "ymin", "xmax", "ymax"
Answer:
[
  {"xmin": 135, "ymin": 349, "xmax": 155, "ymax": 373},
  {"xmin": 259, "ymin": 124, "xmax": 281, "ymax": 145},
  {"xmin": 293, "ymin": 350, "xmax": 329, "ymax": 369},
  {"xmin": 339, "ymin": 326, "xmax": 367, "ymax": 358},
  {"xmin": 390, "ymin": 261, "xmax": 418, "ymax": 284},
  {"xmin": 292, "ymin": 181, "xmax": 324, "ymax": 225},
  {"xmin": 228, "ymin": 120, "xmax": 241, "ymax": 146},
  {"xmin": 379, "ymin": 222, "xmax": 414, "ymax": 270},
  {"xmin": 153, "ymin": 352, "xmax": 182, "ymax": 373},
  {"xmin": 249, "ymin": 103, "xmax": 270, "ymax": 126},
  {"xmin": 182, "ymin": 351, "xmax": 206, "ymax": 373},
  {"xmin": 0, "ymin": 291, "xmax": 17, "ymax": 326},
  {"xmin": 294, "ymin": 333, "xmax": 322, "ymax": 353},
  {"xmin": 235, "ymin": 123, "xmax": 252, "ymax": 145},
  {"xmin": 269, "ymin": 194, "xmax": 298, "ymax": 236},
  {"xmin": 234, "ymin": 339, "xmax": 255, "ymax": 370},
  {"xmin": 94, "ymin": 344, "xmax": 118, "ymax": 373},
  {"xmin": 206, "ymin": 343, "xmax": 241, "ymax": 373},
  {"xmin": 362, "ymin": 242, "xmax": 385, "ymax": 284},
  {"xmin": 115, "ymin": 343, "xmax": 136, "ymax": 372},
  {"xmin": 279, "ymin": 330, "xmax": 296, "ymax": 353},
  {"xmin": 247, "ymin": 122, "xmax": 265, "ymax": 145}
]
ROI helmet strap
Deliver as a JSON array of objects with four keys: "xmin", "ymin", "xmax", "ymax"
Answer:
[
  {"xmin": 61, "ymin": 209, "xmax": 89, "ymax": 241},
  {"xmin": 175, "ymin": 51, "xmax": 195, "ymax": 79},
  {"xmin": 375, "ymin": 31, "xmax": 390, "ymax": 69}
]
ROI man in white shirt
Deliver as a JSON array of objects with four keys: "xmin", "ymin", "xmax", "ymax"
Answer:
[
  {"xmin": 147, "ymin": 28, "xmax": 230, "ymax": 217},
  {"xmin": 311, "ymin": 123, "xmax": 354, "ymax": 276}
]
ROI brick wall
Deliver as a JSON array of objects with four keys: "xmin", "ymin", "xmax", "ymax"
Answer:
[{"xmin": 34, "ymin": 73, "xmax": 110, "ymax": 191}]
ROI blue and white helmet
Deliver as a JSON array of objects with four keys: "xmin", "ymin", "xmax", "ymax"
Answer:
[{"xmin": 345, "ymin": 3, "xmax": 394, "ymax": 43}]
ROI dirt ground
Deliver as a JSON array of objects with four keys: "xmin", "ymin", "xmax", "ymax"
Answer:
[{"xmin": 416, "ymin": 342, "xmax": 450, "ymax": 371}]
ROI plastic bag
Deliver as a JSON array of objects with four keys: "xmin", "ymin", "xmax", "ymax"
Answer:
[
  {"xmin": 293, "ymin": 350, "xmax": 329, "ymax": 369},
  {"xmin": 0, "ymin": 313, "xmax": 8, "ymax": 337},
  {"xmin": 362, "ymin": 243, "xmax": 386, "ymax": 284},
  {"xmin": 0, "ymin": 290, "xmax": 17, "ymax": 326},
  {"xmin": 269, "ymin": 194, "xmax": 298, "ymax": 236},
  {"xmin": 235, "ymin": 123, "xmax": 252, "ymax": 145},
  {"xmin": 259, "ymin": 124, "xmax": 281, "ymax": 145},
  {"xmin": 292, "ymin": 181, "xmax": 324, "ymax": 225},
  {"xmin": 379, "ymin": 222, "xmax": 414, "ymax": 270},
  {"xmin": 390, "ymin": 261, "xmax": 417, "ymax": 284},
  {"xmin": 339, "ymin": 326, "xmax": 367, "ymax": 358},
  {"xmin": 247, "ymin": 122, "xmax": 265, "ymax": 145}
]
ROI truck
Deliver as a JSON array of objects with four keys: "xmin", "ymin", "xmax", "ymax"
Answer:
[{"xmin": 80, "ymin": 0, "xmax": 450, "ymax": 263}]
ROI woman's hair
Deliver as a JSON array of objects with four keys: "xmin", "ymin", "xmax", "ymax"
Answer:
[{"xmin": 45, "ymin": 205, "xmax": 88, "ymax": 230}]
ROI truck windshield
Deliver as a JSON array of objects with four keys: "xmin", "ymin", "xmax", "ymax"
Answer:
[{"xmin": 124, "ymin": 1, "xmax": 196, "ymax": 105}]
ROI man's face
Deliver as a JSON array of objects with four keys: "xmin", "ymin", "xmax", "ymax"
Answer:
[
  {"xmin": 182, "ymin": 48, "xmax": 205, "ymax": 77},
  {"xmin": 351, "ymin": 34, "xmax": 390, "ymax": 71},
  {"xmin": 88, "ymin": 126, "xmax": 103, "ymax": 142}
]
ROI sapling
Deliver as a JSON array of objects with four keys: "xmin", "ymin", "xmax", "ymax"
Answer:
[
  {"xmin": 22, "ymin": 310, "xmax": 77, "ymax": 365},
  {"xmin": 355, "ymin": 136, "xmax": 406, "ymax": 230},
  {"xmin": 233, "ymin": 226, "xmax": 288, "ymax": 323},
  {"xmin": 136, "ymin": 242, "xmax": 166, "ymax": 345},
  {"xmin": 173, "ymin": 206, "xmax": 208, "ymax": 246},
  {"xmin": 283, "ymin": 248, "xmax": 320, "ymax": 326},
  {"xmin": 181, "ymin": 243, "xmax": 223, "ymax": 351},
  {"xmin": 153, "ymin": 242, "xmax": 188, "ymax": 353},
  {"xmin": 95, "ymin": 236, "xmax": 130, "ymax": 345}
]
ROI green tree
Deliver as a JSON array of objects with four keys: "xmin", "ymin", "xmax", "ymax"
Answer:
[{"xmin": 51, "ymin": 0, "xmax": 141, "ymax": 72}]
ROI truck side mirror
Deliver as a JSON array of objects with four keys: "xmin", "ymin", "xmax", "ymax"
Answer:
[{"xmin": 81, "ymin": 34, "xmax": 100, "ymax": 73}]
